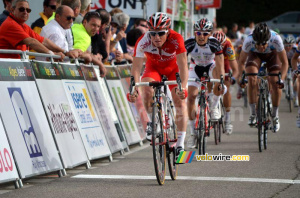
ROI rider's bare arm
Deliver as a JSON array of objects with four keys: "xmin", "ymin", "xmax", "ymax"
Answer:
[
  {"xmin": 277, "ymin": 49, "xmax": 288, "ymax": 80},
  {"xmin": 229, "ymin": 59, "xmax": 239, "ymax": 79},
  {"xmin": 215, "ymin": 53, "xmax": 225, "ymax": 78},
  {"xmin": 131, "ymin": 56, "xmax": 145, "ymax": 84},
  {"xmin": 238, "ymin": 50, "xmax": 248, "ymax": 81},
  {"xmin": 176, "ymin": 52, "xmax": 188, "ymax": 88}
]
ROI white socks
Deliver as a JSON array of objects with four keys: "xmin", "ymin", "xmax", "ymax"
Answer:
[
  {"xmin": 272, "ymin": 106, "xmax": 278, "ymax": 117},
  {"xmin": 211, "ymin": 94, "xmax": 221, "ymax": 109},
  {"xmin": 250, "ymin": 103, "xmax": 256, "ymax": 115},
  {"xmin": 225, "ymin": 112, "xmax": 231, "ymax": 123},
  {"xmin": 189, "ymin": 120, "xmax": 196, "ymax": 135},
  {"xmin": 176, "ymin": 131, "xmax": 186, "ymax": 148}
]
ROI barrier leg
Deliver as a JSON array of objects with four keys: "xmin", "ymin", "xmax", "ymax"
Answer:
[
  {"xmin": 109, "ymin": 155, "xmax": 113, "ymax": 162},
  {"xmin": 85, "ymin": 161, "xmax": 91, "ymax": 169},
  {"xmin": 120, "ymin": 149, "xmax": 125, "ymax": 155},
  {"xmin": 17, "ymin": 179, "xmax": 23, "ymax": 189},
  {"xmin": 124, "ymin": 146, "xmax": 130, "ymax": 152},
  {"xmin": 139, "ymin": 141, "xmax": 143, "ymax": 146}
]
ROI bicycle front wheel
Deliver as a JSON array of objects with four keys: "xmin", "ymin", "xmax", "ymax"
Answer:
[
  {"xmin": 197, "ymin": 104, "xmax": 206, "ymax": 155},
  {"xmin": 166, "ymin": 101, "xmax": 178, "ymax": 180},
  {"xmin": 257, "ymin": 94, "xmax": 264, "ymax": 152},
  {"xmin": 152, "ymin": 103, "xmax": 166, "ymax": 185},
  {"xmin": 287, "ymin": 78, "xmax": 293, "ymax": 112}
]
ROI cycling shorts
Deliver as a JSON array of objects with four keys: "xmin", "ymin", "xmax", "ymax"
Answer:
[
  {"xmin": 245, "ymin": 50, "xmax": 281, "ymax": 72},
  {"xmin": 188, "ymin": 63, "xmax": 215, "ymax": 87},
  {"xmin": 141, "ymin": 65, "xmax": 179, "ymax": 91}
]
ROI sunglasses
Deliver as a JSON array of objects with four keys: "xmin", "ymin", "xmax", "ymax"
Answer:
[
  {"xmin": 285, "ymin": 44, "xmax": 293, "ymax": 47},
  {"xmin": 149, "ymin": 30, "xmax": 168, "ymax": 37},
  {"xmin": 66, "ymin": 16, "xmax": 76, "ymax": 21},
  {"xmin": 48, "ymin": 5, "xmax": 56, "ymax": 10},
  {"xmin": 195, "ymin": 31, "xmax": 210, "ymax": 36},
  {"xmin": 139, "ymin": 24, "xmax": 148, "ymax": 28},
  {"xmin": 255, "ymin": 41, "xmax": 268, "ymax": 46},
  {"xmin": 18, "ymin": 7, "xmax": 31, "ymax": 13}
]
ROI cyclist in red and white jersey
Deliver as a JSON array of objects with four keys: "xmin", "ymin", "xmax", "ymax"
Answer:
[
  {"xmin": 212, "ymin": 31, "xmax": 238, "ymax": 135},
  {"xmin": 128, "ymin": 12, "xmax": 188, "ymax": 158},
  {"xmin": 238, "ymin": 23, "xmax": 288, "ymax": 132},
  {"xmin": 185, "ymin": 18, "xmax": 226, "ymax": 148}
]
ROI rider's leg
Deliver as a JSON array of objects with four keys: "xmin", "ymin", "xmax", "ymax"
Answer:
[
  {"xmin": 171, "ymin": 87, "xmax": 188, "ymax": 149},
  {"xmin": 224, "ymin": 80, "xmax": 233, "ymax": 134},
  {"xmin": 187, "ymin": 86, "xmax": 199, "ymax": 134},
  {"xmin": 141, "ymin": 77, "xmax": 155, "ymax": 115},
  {"xmin": 297, "ymin": 76, "xmax": 300, "ymax": 127}
]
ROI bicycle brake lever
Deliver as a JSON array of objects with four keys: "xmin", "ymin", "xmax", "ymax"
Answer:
[
  {"xmin": 130, "ymin": 76, "xmax": 135, "ymax": 94},
  {"xmin": 175, "ymin": 73, "xmax": 182, "ymax": 91}
]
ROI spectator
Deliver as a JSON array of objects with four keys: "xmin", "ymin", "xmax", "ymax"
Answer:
[
  {"xmin": 0, "ymin": 0, "xmax": 65, "ymax": 59},
  {"xmin": 40, "ymin": 5, "xmax": 81, "ymax": 60},
  {"xmin": 110, "ymin": 12, "xmax": 132, "ymax": 63},
  {"xmin": 0, "ymin": 0, "xmax": 13, "ymax": 26},
  {"xmin": 74, "ymin": 0, "xmax": 91, "ymax": 24},
  {"xmin": 31, "ymin": 0, "xmax": 57, "ymax": 35},
  {"xmin": 227, "ymin": 23, "xmax": 238, "ymax": 42},
  {"xmin": 237, "ymin": 25, "xmax": 245, "ymax": 40},
  {"xmin": 245, "ymin": 21, "xmax": 255, "ymax": 35},
  {"xmin": 109, "ymin": 7, "xmax": 122, "ymax": 16},
  {"xmin": 71, "ymin": 11, "xmax": 106, "ymax": 77},
  {"xmin": 126, "ymin": 28, "xmax": 142, "ymax": 56},
  {"xmin": 45, "ymin": 0, "xmax": 61, "ymax": 24},
  {"xmin": 47, "ymin": 0, "xmax": 80, "ymax": 24},
  {"xmin": 92, "ymin": 8, "xmax": 111, "ymax": 62},
  {"xmin": 222, "ymin": 25, "xmax": 228, "ymax": 34},
  {"xmin": 133, "ymin": 18, "xmax": 148, "ymax": 34}
]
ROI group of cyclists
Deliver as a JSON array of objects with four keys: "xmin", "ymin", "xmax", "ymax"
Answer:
[{"xmin": 128, "ymin": 12, "xmax": 300, "ymax": 160}]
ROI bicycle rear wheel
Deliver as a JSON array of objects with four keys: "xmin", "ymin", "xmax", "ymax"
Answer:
[
  {"xmin": 152, "ymin": 103, "xmax": 166, "ymax": 185},
  {"xmin": 213, "ymin": 121, "xmax": 219, "ymax": 145},
  {"xmin": 166, "ymin": 101, "xmax": 178, "ymax": 180},
  {"xmin": 197, "ymin": 104, "xmax": 206, "ymax": 155},
  {"xmin": 287, "ymin": 78, "xmax": 293, "ymax": 112},
  {"xmin": 219, "ymin": 99, "xmax": 225, "ymax": 136},
  {"xmin": 257, "ymin": 94, "xmax": 264, "ymax": 152}
]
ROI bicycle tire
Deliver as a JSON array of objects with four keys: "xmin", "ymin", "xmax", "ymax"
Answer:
[
  {"xmin": 257, "ymin": 94, "xmax": 264, "ymax": 152},
  {"xmin": 197, "ymin": 104, "xmax": 206, "ymax": 155},
  {"xmin": 214, "ymin": 122, "xmax": 219, "ymax": 145},
  {"xmin": 287, "ymin": 79, "xmax": 293, "ymax": 112},
  {"xmin": 220, "ymin": 99, "xmax": 225, "ymax": 135},
  {"xmin": 166, "ymin": 101, "xmax": 178, "ymax": 180},
  {"xmin": 152, "ymin": 103, "xmax": 166, "ymax": 185}
]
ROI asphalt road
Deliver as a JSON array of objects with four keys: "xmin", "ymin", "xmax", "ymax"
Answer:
[{"xmin": 1, "ymin": 88, "xmax": 300, "ymax": 198}]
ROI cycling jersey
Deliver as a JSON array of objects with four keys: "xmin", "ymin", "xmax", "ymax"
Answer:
[
  {"xmin": 286, "ymin": 45, "xmax": 297, "ymax": 60},
  {"xmin": 185, "ymin": 36, "xmax": 222, "ymax": 87},
  {"xmin": 185, "ymin": 36, "xmax": 223, "ymax": 66},
  {"xmin": 222, "ymin": 38, "xmax": 236, "ymax": 74},
  {"xmin": 242, "ymin": 30, "xmax": 284, "ymax": 54},
  {"xmin": 134, "ymin": 29, "xmax": 186, "ymax": 90}
]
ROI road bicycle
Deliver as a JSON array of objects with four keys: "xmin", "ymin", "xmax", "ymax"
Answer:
[
  {"xmin": 129, "ymin": 74, "xmax": 182, "ymax": 185},
  {"xmin": 188, "ymin": 74, "xmax": 224, "ymax": 154},
  {"xmin": 241, "ymin": 68, "xmax": 281, "ymax": 152}
]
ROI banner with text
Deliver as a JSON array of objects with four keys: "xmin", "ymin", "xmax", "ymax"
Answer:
[
  {"xmin": 117, "ymin": 65, "xmax": 148, "ymax": 140},
  {"xmin": 0, "ymin": 60, "xmax": 63, "ymax": 178},
  {"xmin": 32, "ymin": 61, "xmax": 89, "ymax": 168},
  {"xmin": 81, "ymin": 65, "xmax": 123, "ymax": 153},
  {"xmin": 0, "ymin": 114, "xmax": 19, "ymax": 184},
  {"xmin": 105, "ymin": 66, "xmax": 141, "ymax": 145},
  {"xmin": 60, "ymin": 63, "xmax": 111, "ymax": 160},
  {"xmin": 94, "ymin": 67, "xmax": 127, "ymax": 150}
]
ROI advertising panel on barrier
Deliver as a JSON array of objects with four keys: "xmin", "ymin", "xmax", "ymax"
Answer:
[
  {"xmin": 0, "ymin": 60, "xmax": 63, "ymax": 179},
  {"xmin": 93, "ymin": 67, "xmax": 128, "ymax": 149},
  {"xmin": 0, "ymin": 115, "xmax": 19, "ymax": 184},
  {"xmin": 81, "ymin": 65, "xmax": 123, "ymax": 153},
  {"xmin": 31, "ymin": 61, "xmax": 89, "ymax": 168},
  {"xmin": 105, "ymin": 66, "xmax": 141, "ymax": 145},
  {"xmin": 117, "ymin": 65, "xmax": 148, "ymax": 140},
  {"xmin": 59, "ymin": 63, "xmax": 111, "ymax": 160}
]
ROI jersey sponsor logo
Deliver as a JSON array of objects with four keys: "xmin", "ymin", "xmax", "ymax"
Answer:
[
  {"xmin": 226, "ymin": 48, "xmax": 234, "ymax": 55},
  {"xmin": 140, "ymin": 40, "xmax": 151, "ymax": 50},
  {"xmin": 8, "ymin": 88, "xmax": 43, "ymax": 158}
]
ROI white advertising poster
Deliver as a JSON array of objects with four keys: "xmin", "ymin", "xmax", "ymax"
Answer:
[
  {"xmin": 0, "ymin": 115, "xmax": 19, "ymax": 184},
  {"xmin": 31, "ymin": 61, "xmax": 89, "ymax": 168},
  {"xmin": 81, "ymin": 66, "xmax": 123, "ymax": 153},
  {"xmin": 0, "ymin": 60, "xmax": 63, "ymax": 179},
  {"xmin": 105, "ymin": 67, "xmax": 141, "ymax": 145},
  {"xmin": 91, "ymin": 0, "xmax": 157, "ymax": 18},
  {"xmin": 60, "ymin": 64, "xmax": 111, "ymax": 160}
]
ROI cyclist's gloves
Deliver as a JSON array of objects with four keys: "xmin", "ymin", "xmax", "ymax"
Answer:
[
  {"xmin": 126, "ymin": 89, "xmax": 139, "ymax": 103},
  {"xmin": 276, "ymin": 79, "xmax": 284, "ymax": 89}
]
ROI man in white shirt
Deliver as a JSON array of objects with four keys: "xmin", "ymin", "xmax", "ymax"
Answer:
[{"xmin": 40, "ymin": 5, "xmax": 81, "ymax": 60}]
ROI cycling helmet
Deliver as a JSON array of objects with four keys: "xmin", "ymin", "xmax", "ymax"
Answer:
[
  {"xmin": 194, "ymin": 18, "xmax": 213, "ymax": 32},
  {"xmin": 147, "ymin": 12, "xmax": 171, "ymax": 30},
  {"xmin": 252, "ymin": 23, "xmax": 271, "ymax": 44},
  {"xmin": 284, "ymin": 36, "xmax": 295, "ymax": 44},
  {"xmin": 212, "ymin": 31, "xmax": 226, "ymax": 44}
]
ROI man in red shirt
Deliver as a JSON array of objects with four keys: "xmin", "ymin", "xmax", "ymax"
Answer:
[
  {"xmin": 0, "ymin": 0, "xmax": 70, "ymax": 59},
  {"xmin": 128, "ymin": 12, "xmax": 188, "ymax": 158}
]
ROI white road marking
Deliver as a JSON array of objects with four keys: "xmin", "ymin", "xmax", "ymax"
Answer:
[{"xmin": 72, "ymin": 174, "xmax": 300, "ymax": 184}]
